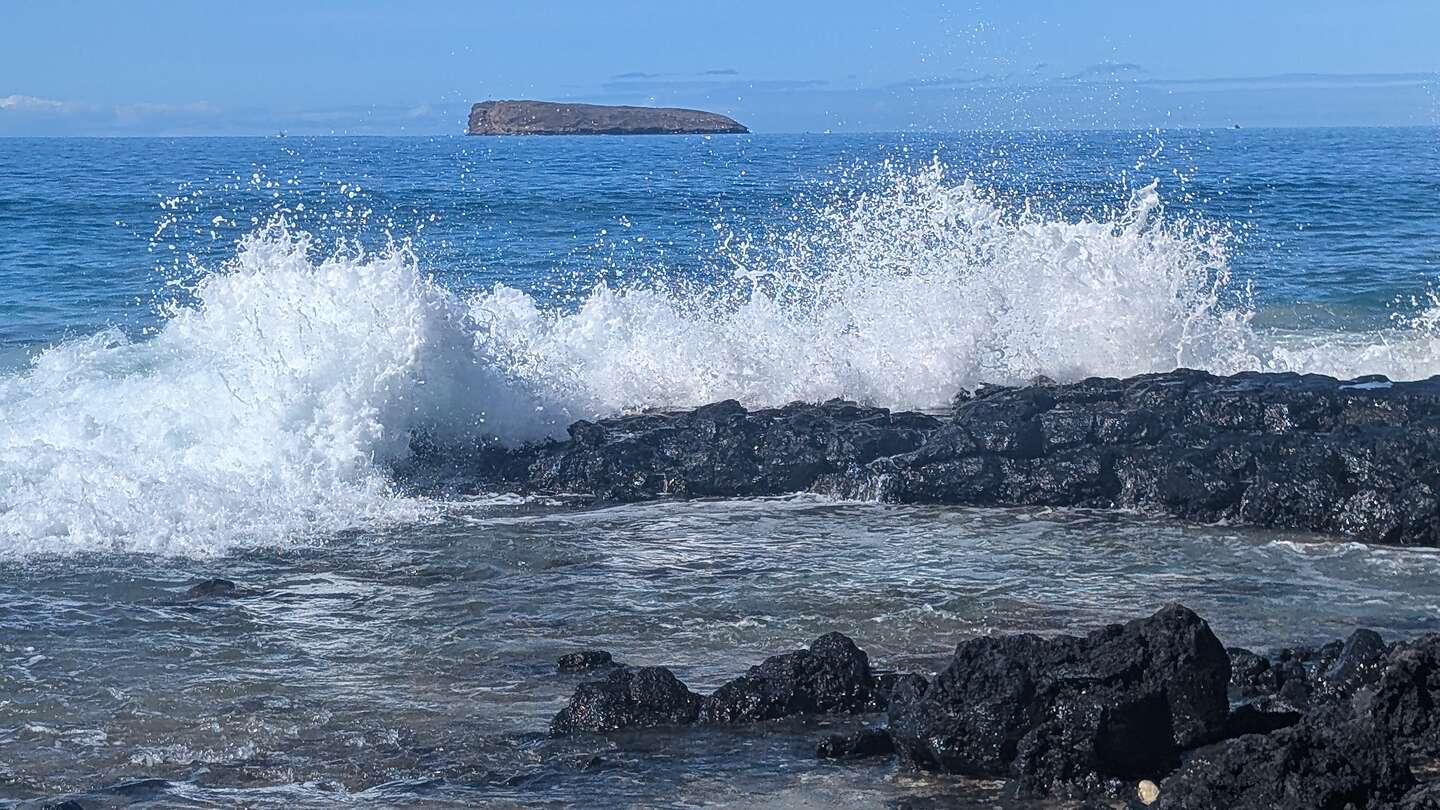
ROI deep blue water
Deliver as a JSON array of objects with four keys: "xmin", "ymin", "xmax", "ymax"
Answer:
[{"xmin": 2, "ymin": 129, "xmax": 1437, "ymax": 349}]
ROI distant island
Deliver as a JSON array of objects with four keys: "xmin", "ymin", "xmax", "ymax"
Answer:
[{"xmin": 467, "ymin": 100, "xmax": 748, "ymax": 136}]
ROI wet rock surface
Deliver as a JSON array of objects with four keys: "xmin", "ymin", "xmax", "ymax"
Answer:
[
  {"xmin": 1152, "ymin": 719, "xmax": 1415, "ymax": 810},
  {"xmin": 556, "ymin": 650, "xmax": 615, "ymax": 673},
  {"xmin": 816, "ymin": 727, "xmax": 895, "ymax": 760},
  {"xmin": 700, "ymin": 631, "xmax": 873, "ymax": 724},
  {"xmin": 465, "ymin": 370, "xmax": 1440, "ymax": 545},
  {"xmin": 547, "ymin": 606, "xmax": 1440, "ymax": 806},
  {"xmin": 888, "ymin": 604, "xmax": 1230, "ymax": 797},
  {"xmin": 549, "ymin": 667, "xmax": 702, "ymax": 735},
  {"xmin": 1368, "ymin": 635, "xmax": 1440, "ymax": 756},
  {"xmin": 182, "ymin": 578, "xmax": 252, "ymax": 600}
]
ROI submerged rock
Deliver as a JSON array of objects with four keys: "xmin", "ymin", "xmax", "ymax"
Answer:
[
  {"xmin": 700, "ymin": 632, "xmax": 873, "ymax": 724},
  {"xmin": 817, "ymin": 727, "xmax": 895, "ymax": 759},
  {"xmin": 556, "ymin": 650, "xmax": 615, "ymax": 673},
  {"xmin": 471, "ymin": 370, "xmax": 1440, "ymax": 545},
  {"xmin": 550, "ymin": 667, "xmax": 702, "ymax": 734},
  {"xmin": 887, "ymin": 604, "xmax": 1230, "ymax": 797},
  {"xmin": 182, "ymin": 579, "xmax": 256, "ymax": 600}
]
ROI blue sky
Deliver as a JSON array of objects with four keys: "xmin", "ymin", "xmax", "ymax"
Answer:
[{"xmin": 2, "ymin": 0, "xmax": 1437, "ymax": 134}]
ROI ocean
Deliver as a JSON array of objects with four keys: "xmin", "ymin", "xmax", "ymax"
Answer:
[{"xmin": 2, "ymin": 129, "xmax": 1439, "ymax": 807}]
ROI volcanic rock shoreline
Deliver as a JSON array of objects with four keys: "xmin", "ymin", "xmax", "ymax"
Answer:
[
  {"xmin": 547, "ymin": 604, "xmax": 1440, "ymax": 809},
  {"xmin": 453, "ymin": 369, "xmax": 1440, "ymax": 546}
]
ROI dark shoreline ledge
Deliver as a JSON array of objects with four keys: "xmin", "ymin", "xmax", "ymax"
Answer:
[{"xmin": 453, "ymin": 369, "xmax": 1440, "ymax": 546}]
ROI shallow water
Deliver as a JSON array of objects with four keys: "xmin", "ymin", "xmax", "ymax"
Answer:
[{"xmin": 7, "ymin": 499, "xmax": 1440, "ymax": 807}]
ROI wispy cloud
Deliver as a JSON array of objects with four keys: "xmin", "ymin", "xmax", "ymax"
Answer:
[{"xmin": 0, "ymin": 94, "xmax": 77, "ymax": 112}]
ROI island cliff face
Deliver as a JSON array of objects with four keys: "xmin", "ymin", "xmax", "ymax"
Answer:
[{"xmin": 467, "ymin": 100, "xmax": 748, "ymax": 135}]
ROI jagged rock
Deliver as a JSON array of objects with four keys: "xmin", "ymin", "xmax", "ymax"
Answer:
[
  {"xmin": 466, "ymin": 371, "xmax": 1440, "ymax": 546},
  {"xmin": 550, "ymin": 667, "xmax": 701, "ymax": 735},
  {"xmin": 557, "ymin": 650, "xmax": 614, "ymax": 673},
  {"xmin": 467, "ymin": 100, "xmax": 747, "ymax": 135},
  {"xmin": 888, "ymin": 605, "xmax": 1230, "ymax": 798},
  {"xmin": 1398, "ymin": 783, "xmax": 1440, "ymax": 809},
  {"xmin": 1228, "ymin": 647, "xmax": 1276, "ymax": 696},
  {"xmin": 700, "ymin": 632, "xmax": 873, "ymax": 724},
  {"xmin": 1320, "ymin": 628, "xmax": 1388, "ymax": 698},
  {"xmin": 869, "ymin": 671, "xmax": 928, "ymax": 712},
  {"xmin": 1223, "ymin": 702, "xmax": 1302, "ymax": 737},
  {"xmin": 1152, "ymin": 720, "xmax": 1414, "ymax": 810},
  {"xmin": 536, "ymin": 610, "xmax": 1440, "ymax": 807},
  {"xmin": 1230, "ymin": 629, "xmax": 1392, "ymax": 713},
  {"xmin": 816, "ymin": 727, "xmax": 895, "ymax": 759},
  {"xmin": 1365, "ymin": 635, "xmax": 1440, "ymax": 757},
  {"xmin": 524, "ymin": 399, "xmax": 940, "ymax": 502}
]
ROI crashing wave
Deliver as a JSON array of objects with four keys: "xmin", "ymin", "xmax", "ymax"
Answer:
[{"xmin": 3, "ymin": 163, "xmax": 1438, "ymax": 554}]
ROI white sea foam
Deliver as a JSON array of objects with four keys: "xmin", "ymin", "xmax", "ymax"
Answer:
[{"xmin": 4, "ymin": 163, "xmax": 1439, "ymax": 555}]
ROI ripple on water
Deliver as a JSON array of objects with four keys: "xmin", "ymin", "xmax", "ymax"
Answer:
[{"xmin": 5, "ymin": 500, "xmax": 1440, "ymax": 806}]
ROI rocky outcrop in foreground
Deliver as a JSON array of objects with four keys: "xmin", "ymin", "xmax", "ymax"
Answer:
[
  {"xmin": 466, "ymin": 100, "xmax": 748, "ymax": 135},
  {"xmin": 460, "ymin": 370, "xmax": 1440, "ymax": 545},
  {"xmin": 549, "ymin": 605, "xmax": 1440, "ymax": 809}
]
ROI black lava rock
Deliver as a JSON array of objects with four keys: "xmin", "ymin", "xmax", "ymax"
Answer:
[
  {"xmin": 1318, "ymin": 628, "xmax": 1388, "ymax": 698},
  {"xmin": 700, "ymin": 632, "xmax": 873, "ymax": 724},
  {"xmin": 816, "ymin": 727, "xmax": 896, "ymax": 760},
  {"xmin": 869, "ymin": 671, "xmax": 929, "ymax": 712},
  {"xmin": 470, "ymin": 370, "xmax": 1440, "ymax": 545},
  {"xmin": 183, "ymin": 578, "xmax": 245, "ymax": 599},
  {"xmin": 1398, "ymin": 783, "xmax": 1440, "ymax": 809},
  {"xmin": 1223, "ymin": 702, "xmax": 1303, "ymax": 737},
  {"xmin": 557, "ymin": 650, "xmax": 615, "ymax": 673},
  {"xmin": 1227, "ymin": 647, "xmax": 1276, "ymax": 696},
  {"xmin": 1365, "ymin": 634, "xmax": 1440, "ymax": 757},
  {"xmin": 1152, "ymin": 720, "xmax": 1414, "ymax": 810},
  {"xmin": 550, "ymin": 666, "xmax": 702, "ymax": 735},
  {"xmin": 888, "ymin": 604, "xmax": 1230, "ymax": 798}
]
